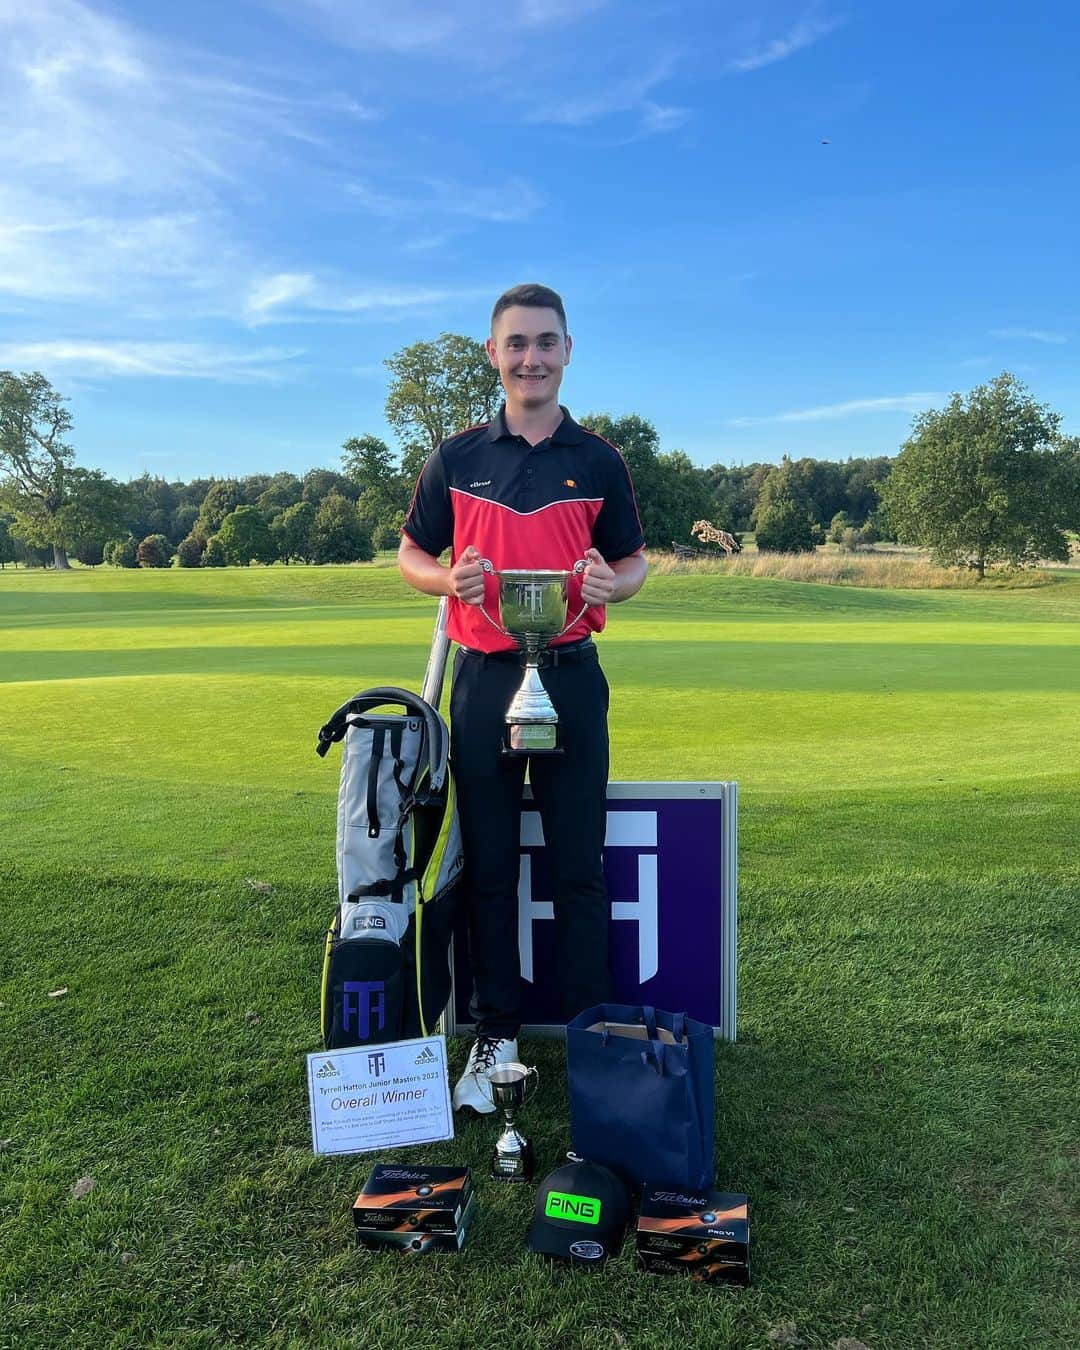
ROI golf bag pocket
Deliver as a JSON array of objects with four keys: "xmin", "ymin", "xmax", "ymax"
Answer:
[{"xmin": 322, "ymin": 909, "xmax": 404, "ymax": 1048}]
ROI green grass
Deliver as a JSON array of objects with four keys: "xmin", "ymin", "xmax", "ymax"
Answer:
[{"xmin": 1, "ymin": 563, "xmax": 1077, "ymax": 1349}]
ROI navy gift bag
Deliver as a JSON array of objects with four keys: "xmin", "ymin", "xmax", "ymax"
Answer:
[{"xmin": 566, "ymin": 1004, "xmax": 715, "ymax": 1190}]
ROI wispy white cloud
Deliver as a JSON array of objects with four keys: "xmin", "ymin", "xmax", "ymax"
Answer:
[
  {"xmin": 0, "ymin": 340, "xmax": 304, "ymax": 381},
  {"xmin": 246, "ymin": 273, "xmax": 319, "ymax": 315},
  {"xmin": 0, "ymin": 191, "xmax": 239, "ymax": 305},
  {"xmin": 0, "ymin": 1, "xmax": 377, "ymax": 314},
  {"xmin": 990, "ymin": 327, "xmax": 1067, "ymax": 344},
  {"xmin": 528, "ymin": 54, "xmax": 680, "ymax": 127},
  {"xmin": 728, "ymin": 392, "xmax": 948, "ymax": 427},
  {"xmin": 346, "ymin": 176, "xmax": 545, "ymax": 224},
  {"xmin": 639, "ymin": 102, "xmax": 692, "ymax": 136},
  {"xmin": 244, "ymin": 277, "xmax": 490, "ymax": 325},
  {"xmin": 729, "ymin": 16, "xmax": 842, "ymax": 73},
  {"xmin": 258, "ymin": 0, "xmax": 609, "ymax": 57}
]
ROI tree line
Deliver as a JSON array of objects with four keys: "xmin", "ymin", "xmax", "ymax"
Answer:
[{"xmin": 2, "ymin": 348, "xmax": 1077, "ymax": 575}]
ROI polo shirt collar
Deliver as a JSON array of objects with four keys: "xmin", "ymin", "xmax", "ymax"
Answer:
[{"xmin": 487, "ymin": 405, "xmax": 586, "ymax": 446}]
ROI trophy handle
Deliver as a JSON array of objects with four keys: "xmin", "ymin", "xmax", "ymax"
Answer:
[
  {"xmin": 522, "ymin": 1065, "xmax": 539, "ymax": 1105},
  {"xmin": 553, "ymin": 558, "xmax": 590, "ymax": 638},
  {"xmin": 475, "ymin": 558, "xmax": 511, "ymax": 638}
]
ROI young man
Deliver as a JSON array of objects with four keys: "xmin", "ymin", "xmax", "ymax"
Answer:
[{"xmin": 398, "ymin": 283, "xmax": 647, "ymax": 1112}]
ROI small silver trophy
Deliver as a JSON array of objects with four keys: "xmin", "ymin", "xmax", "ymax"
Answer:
[
  {"xmin": 482, "ymin": 1062, "xmax": 539, "ymax": 1183},
  {"xmin": 477, "ymin": 560, "xmax": 588, "ymax": 754}
]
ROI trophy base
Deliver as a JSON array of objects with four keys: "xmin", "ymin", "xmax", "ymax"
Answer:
[
  {"xmin": 504, "ymin": 722, "xmax": 562, "ymax": 755},
  {"xmin": 491, "ymin": 1139, "xmax": 535, "ymax": 1183}
]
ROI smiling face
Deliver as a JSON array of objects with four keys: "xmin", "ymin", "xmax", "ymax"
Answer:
[{"xmin": 486, "ymin": 304, "xmax": 572, "ymax": 414}]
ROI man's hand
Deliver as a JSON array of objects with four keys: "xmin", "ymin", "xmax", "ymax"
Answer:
[
  {"xmin": 449, "ymin": 544, "xmax": 486, "ymax": 605},
  {"xmin": 580, "ymin": 547, "xmax": 616, "ymax": 606}
]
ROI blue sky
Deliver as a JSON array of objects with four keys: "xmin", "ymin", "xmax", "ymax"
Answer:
[{"xmin": 2, "ymin": 0, "xmax": 1077, "ymax": 481}]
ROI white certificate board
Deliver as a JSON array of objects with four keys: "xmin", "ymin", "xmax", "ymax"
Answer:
[{"xmin": 306, "ymin": 1035, "xmax": 454, "ymax": 1155}]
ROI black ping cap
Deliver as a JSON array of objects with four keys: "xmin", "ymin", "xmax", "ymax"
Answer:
[{"xmin": 526, "ymin": 1161, "xmax": 630, "ymax": 1266}]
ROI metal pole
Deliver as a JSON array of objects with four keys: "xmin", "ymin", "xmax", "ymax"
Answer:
[{"xmin": 421, "ymin": 596, "xmax": 451, "ymax": 710}]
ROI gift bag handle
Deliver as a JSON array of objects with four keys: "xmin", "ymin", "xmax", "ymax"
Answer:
[
  {"xmin": 641, "ymin": 1040, "xmax": 666, "ymax": 1076},
  {"xmin": 641, "ymin": 1005, "xmax": 659, "ymax": 1040},
  {"xmin": 672, "ymin": 1011, "xmax": 687, "ymax": 1043}
]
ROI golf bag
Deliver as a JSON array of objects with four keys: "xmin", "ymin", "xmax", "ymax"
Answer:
[{"xmin": 316, "ymin": 684, "xmax": 462, "ymax": 1048}]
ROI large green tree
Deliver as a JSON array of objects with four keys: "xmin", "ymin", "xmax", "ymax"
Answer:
[
  {"xmin": 342, "ymin": 434, "xmax": 410, "ymax": 537},
  {"xmin": 754, "ymin": 460, "xmax": 823, "ymax": 553},
  {"xmin": 271, "ymin": 499, "xmax": 316, "ymax": 565},
  {"xmin": 301, "ymin": 468, "xmax": 360, "ymax": 504},
  {"xmin": 580, "ymin": 413, "xmax": 715, "ymax": 550},
  {"xmin": 0, "ymin": 370, "xmax": 126, "ymax": 568},
  {"xmin": 217, "ymin": 506, "xmax": 275, "ymax": 566},
  {"xmin": 193, "ymin": 480, "xmax": 246, "ymax": 540},
  {"xmin": 310, "ymin": 492, "xmax": 373, "ymax": 564},
  {"xmin": 256, "ymin": 472, "xmax": 303, "ymax": 517},
  {"xmin": 881, "ymin": 373, "xmax": 1078, "ymax": 576},
  {"xmin": 384, "ymin": 334, "xmax": 501, "ymax": 454},
  {"xmin": 0, "ymin": 515, "xmax": 17, "ymax": 568}
]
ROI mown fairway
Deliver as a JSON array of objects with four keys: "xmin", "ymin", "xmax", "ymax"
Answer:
[{"xmin": 1, "ymin": 563, "xmax": 1077, "ymax": 1349}]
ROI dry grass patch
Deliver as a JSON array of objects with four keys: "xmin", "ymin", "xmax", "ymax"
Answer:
[{"xmin": 645, "ymin": 548, "xmax": 1055, "ymax": 589}]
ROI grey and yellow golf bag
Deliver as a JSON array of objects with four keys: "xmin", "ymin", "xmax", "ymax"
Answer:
[{"xmin": 316, "ymin": 683, "xmax": 462, "ymax": 1048}]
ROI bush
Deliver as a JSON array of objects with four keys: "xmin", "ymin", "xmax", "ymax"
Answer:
[
  {"xmin": 755, "ymin": 500, "xmax": 822, "ymax": 554},
  {"xmin": 175, "ymin": 534, "xmax": 205, "ymax": 568},
  {"xmin": 201, "ymin": 535, "xmax": 228, "ymax": 567},
  {"xmin": 839, "ymin": 527, "xmax": 862, "ymax": 552},
  {"xmin": 137, "ymin": 534, "xmax": 172, "ymax": 568},
  {"xmin": 104, "ymin": 535, "xmax": 138, "ymax": 568},
  {"xmin": 828, "ymin": 511, "xmax": 852, "ymax": 544}
]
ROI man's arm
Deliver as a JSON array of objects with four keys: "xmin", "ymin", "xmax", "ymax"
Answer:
[
  {"xmin": 398, "ymin": 535, "xmax": 485, "ymax": 605},
  {"xmin": 580, "ymin": 547, "xmax": 648, "ymax": 606}
]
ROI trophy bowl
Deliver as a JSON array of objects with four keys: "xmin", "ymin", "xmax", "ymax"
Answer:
[
  {"xmin": 483, "ymin": 1062, "xmax": 539, "ymax": 1183},
  {"xmin": 477, "ymin": 560, "xmax": 588, "ymax": 754}
]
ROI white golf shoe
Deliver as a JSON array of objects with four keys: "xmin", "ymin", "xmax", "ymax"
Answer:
[{"xmin": 452, "ymin": 1035, "xmax": 519, "ymax": 1115}]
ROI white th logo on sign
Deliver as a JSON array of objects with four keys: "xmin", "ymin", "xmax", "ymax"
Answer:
[{"xmin": 517, "ymin": 811, "xmax": 658, "ymax": 983}]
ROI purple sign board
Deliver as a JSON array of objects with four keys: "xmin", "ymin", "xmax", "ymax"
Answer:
[{"xmin": 446, "ymin": 782, "xmax": 737, "ymax": 1040}]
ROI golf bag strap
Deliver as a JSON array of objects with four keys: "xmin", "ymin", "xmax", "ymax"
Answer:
[
  {"xmin": 315, "ymin": 686, "xmax": 448, "ymax": 793},
  {"xmin": 348, "ymin": 868, "xmax": 420, "ymax": 903},
  {"xmin": 366, "ymin": 725, "xmax": 385, "ymax": 838}
]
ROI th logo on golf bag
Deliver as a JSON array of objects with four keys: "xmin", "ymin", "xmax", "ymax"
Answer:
[{"xmin": 317, "ymin": 685, "xmax": 462, "ymax": 1049}]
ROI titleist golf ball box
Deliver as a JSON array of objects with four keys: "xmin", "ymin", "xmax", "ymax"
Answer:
[
  {"xmin": 354, "ymin": 1192, "xmax": 476, "ymax": 1254},
  {"xmin": 636, "ymin": 1184, "xmax": 750, "ymax": 1285},
  {"xmin": 352, "ymin": 1165, "xmax": 473, "ymax": 1235}
]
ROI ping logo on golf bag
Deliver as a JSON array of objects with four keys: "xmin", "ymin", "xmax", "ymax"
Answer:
[
  {"xmin": 342, "ymin": 980, "xmax": 386, "ymax": 1039},
  {"xmin": 545, "ymin": 1192, "xmax": 601, "ymax": 1224},
  {"xmin": 351, "ymin": 914, "xmax": 386, "ymax": 933}
]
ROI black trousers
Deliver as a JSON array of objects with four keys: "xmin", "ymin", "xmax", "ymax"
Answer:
[{"xmin": 450, "ymin": 642, "xmax": 613, "ymax": 1038}]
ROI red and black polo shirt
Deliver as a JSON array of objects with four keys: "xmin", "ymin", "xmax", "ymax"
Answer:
[{"xmin": 403, "ymin": 405, "xmax": 645, "ymax": 653}]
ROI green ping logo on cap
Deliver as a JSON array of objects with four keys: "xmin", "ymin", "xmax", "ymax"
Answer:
[{"xmin": 545, "ymin": 1191, "xmax": 601, "ymax": 1224}]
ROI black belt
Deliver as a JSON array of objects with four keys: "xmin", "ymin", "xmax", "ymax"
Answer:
[{"xmin": 458, "ymin": 636, "xmax": 595, "ymax": 668}]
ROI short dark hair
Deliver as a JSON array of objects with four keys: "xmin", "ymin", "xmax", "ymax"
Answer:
[{"xmin": 491, "ymin": 283, "xmax": 568, "ymax": 336}]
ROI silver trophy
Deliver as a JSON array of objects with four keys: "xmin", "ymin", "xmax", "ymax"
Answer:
[
  {"xmin": 481, "ymin": 1062, "xmax": 539, "ymax": 1183},
  {"xmin": 477, "ymin": 560, "xmax": 588, "ymax": 754}
]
